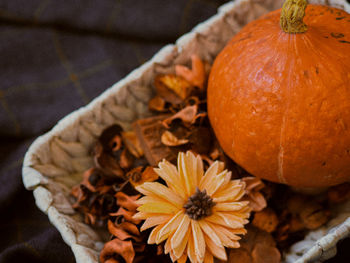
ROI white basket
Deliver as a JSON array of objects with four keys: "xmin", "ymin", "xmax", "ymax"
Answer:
[{"xmin": 22, "ymin": 0, "xmax": 350, "ymax": 262}]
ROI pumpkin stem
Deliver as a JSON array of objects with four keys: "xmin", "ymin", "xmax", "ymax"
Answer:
[{"xmin": 280, "ymin": 0, "xmax": 308, "ymax": 33}]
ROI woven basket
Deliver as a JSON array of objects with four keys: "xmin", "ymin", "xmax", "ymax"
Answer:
[{"xmin": 22, "ymin": 0, "xmax": 350, "ymax": 262}]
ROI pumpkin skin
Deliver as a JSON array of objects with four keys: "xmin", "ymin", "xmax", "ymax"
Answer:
[{"xmin": 208, "ymin": 5, "xmax": 350, "ymax": 187}]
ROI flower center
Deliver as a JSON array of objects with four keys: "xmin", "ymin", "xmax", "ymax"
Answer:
[{"xmin": 184, "ymin": 187, "xmax": 216, "ymax": 220}]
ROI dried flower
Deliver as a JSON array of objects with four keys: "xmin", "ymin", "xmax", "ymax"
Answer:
[
  {"xmin": 161, "ymin": 130, "xmax": 189, "ymax": 146},
  {"xmin": 155, "ymin": 74, "xmax": 193, "ymax": 103},
  {"xmin": 224, "ymin": 226, "xmax": 281, "ymax": 263},
  {"xmin": 252, "ymin": 208, "xmax": 278, "ymax": 233},
  {"xmin": 242, "ymin": 177, "xmax": 267, "ymax": 212},
  {"xmin": 175, "ymin": 55, "xmax": 206, "ymax": 90},
  {"xmin": 128, "ymin": 166, "xmax": 159, "ymax": 187},
  {"xmin": 121, "ymin": 131, "xmax": 144, "ymax": 158},
  {"xmin": 133, "ymin": 151, "xmax": 250, "ymax": 263}
]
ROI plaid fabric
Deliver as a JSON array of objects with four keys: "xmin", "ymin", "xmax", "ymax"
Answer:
[{"xmin": 0, "ymin": 0, "xmax": 349, "ymax": 262}]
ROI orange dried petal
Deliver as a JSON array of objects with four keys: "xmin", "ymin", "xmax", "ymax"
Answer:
[
  {"xmin": 251, "ymin": 243, "xmax": 281, "ymax": 263},
  {"xmin": 121, "ymin": 131, "xmax": 144, "ymax": 158},
  {"xmin": 155, "ymin": 74, "xmax": 193, "ymax": 104},
  {"xmin": 129, "ymin": 166, "xmax": 159, "ymax": 187},
  {"xmin": 108, "ymin": 220, "xmax": 133, "ymax": 240},
  {"xmin": 252, "ymin": 208, "xmax": 278, "ymax": 233},
  {"xmin": 175, "ymin": 55, "xmax": 206, "ymax": 90},
  {"xmin": 162, "ymin": 105, "xmax": 198, "ymax": 128},
  {"xmin": 100, "ymin": 238, "xmax": 135, "ymax": 263},
  {"xmin": 109, "ymin": 207, "xmax": 141, "ymax": 225},
  {"xmin": 149, "ymin": 96, "xmax": 167, "ymax": 112},
  {"xmin": 109, "ymin": 135, "xmax": 123, "ymax": 152},
  {"xmin": 161, "ymin": 130, "xmax": 189, "ymax": 146},
  {"xmin": 115, "ymin": 192, "xmax": 140, "ymax": 211}
]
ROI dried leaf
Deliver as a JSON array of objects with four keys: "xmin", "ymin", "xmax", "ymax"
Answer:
[
  {"xmin": 115, "ymin": 192, "xmax": 140, "ymax": 212},
  {"xmin": 162, "ymin": 105, "xmax": 203, "ymax": 128},
  {"xmin": 161, "ymin": 130, "xmax": 189, "ymax": 146},
  {"xmin": 299, "ymin": 202, "xmax": 330, "ymax": 230},
  {"xmin": 119, "ymin": 149, "xmax": 134, "ymax": 170},
  {"xmin": 122, "ymin": 131, "xmax": 144, "ymax": 158},
  {"xmin": 328, "ymin": 182, "xmax": 350, "ymax": 203},
  {"xmin": 252, "ymin": 208, "xmax": 278, "ymax": 233},
  {"xmin": 100, "ymin": 238, "xmax": 135, "ymax": 263},
  {"xmin": 242, "ymin": 177, "xmax": 267, "ymax": 212},
  {"xmin": 99, "ymin": 124, "xmax": 123, "ymax": 151},
  {"xmin": 175, "ymin": 55, "xmax": 206, "ymax": 90},
  {"xmin": 188, "ymin": 126, "xmax": 212, "ymax": 154},
  {"xmin": 133, "ymin": 114, "xmax": 178, "ymax": 166},
  {"xmin": 94, "ymin": 143, "xmax": 125, "ymax": 178},
  {"xmin": 110, "ymin": 207, "xmax": 141, "ymax": 225},
  {"xmin": 149, "ymin": 96, "xmax": 167, "ymax": 112},
  {"xmin": 251, "ymin": 243, "xmax": 281, "ymax": 263},
  {"xmin": 225, "ymin": 248, "xmax": 251, "ymax": 263},
  {"xmin": 155, "ymin": 74, "xmax": 193, "ymax": 102},
  {"xmin": 129, "ymin": 166, "xmax": 159, "ymax": 187}
]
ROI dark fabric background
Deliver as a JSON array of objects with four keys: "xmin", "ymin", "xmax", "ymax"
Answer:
[{"xmin": 0, "ymin": 0, "xmax": 349, "ymax": 262}]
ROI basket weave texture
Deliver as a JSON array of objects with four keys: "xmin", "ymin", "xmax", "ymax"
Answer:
[{"xmin": 22, "ymin": 0, "xmax": 350, "ymax": 262}]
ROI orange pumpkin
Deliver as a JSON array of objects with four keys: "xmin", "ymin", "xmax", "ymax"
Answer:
[{"xmin": 208, "ymin": 0, "xmax": 350, "ymax": 187}]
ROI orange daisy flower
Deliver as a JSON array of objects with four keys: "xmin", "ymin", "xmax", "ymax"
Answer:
[{"xmin": 133, "ymin": 151, "xmax": 250, "ymax": 263}]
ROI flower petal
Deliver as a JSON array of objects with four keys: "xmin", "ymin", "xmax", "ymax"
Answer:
[
  {"xmin": 191, "ymin": 220, "xmax": 206, "ymax": 263},
  {"xmin": 204, "ymin": 250, "xmax": 214, "ymax": 263},
  {"xmin": 204, "ymin": 233, "xmax": 227, "ymax": 261},
  {"xmin": 136, "ymin": 182, "xmax": 184, "ymax": 208},
  {"xmin": 213, "ymin": 201, "xmax": 249, "ymax": 212},
  {"xmin": 178, "ymin": 152, "xmax": 195, "ymax": 196},
  {"xmin": 198, "ymin": 220, "xmax": 222, "ymax": 247},
  {"xmin": 205, "ymin": 213, "xmax": 244, "ymax": 229},
  {"xmin": 148, "ymin": 223, "xmax": 166, "ymax": 244},
  {"xmin": 207, "ymin": 222, "xmax": 243, "ymax": 241},
  {"xmin": 156, "ymin": 211, "xmax": 184, "ymax": 244},
  {"xmin": 156, "ymin": 160, "xmax": 187, "ymax": 200},
  {"xmin": 187, "ymin": 231, "xmax": 196, "ymax": 263},
  {"xmin": 177, "ymin": 253, "xmax": 188, "ymax": 263},
  {"xmin": 140, "ymin": 214, "xmax": 172, "ymax": 231},
  {"xmin": 171, "ymin": 214, "xmax": 191, "ymax": 250},
  {"xmin": 204, "ymin": 170, "xmax": 228, "ymax": 196},
  {"xmin": 137, "ymin": 201, "xmax": 179, "ymax": 214},
  {"xmin": 164, "ymin": 238, "xmax": 171, "ymax": 254},
  {"xmin": 199, "ymin": 161, "xmax": 220, "ymax": 189},
  {"xmin": 172, "ymin": 223, "xmax": 190, "ymax": 259},
  {"xmin": 213, "ymin": 182, "xmax": 245, "ymax": 203}
]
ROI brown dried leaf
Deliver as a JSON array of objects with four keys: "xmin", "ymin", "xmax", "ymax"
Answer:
[
  {"xmin": 100, "ymin": 238, "xmax": 135, "ymax": 263},
  {"xmin": 252, "ymin": 208, "xmax": 279, "ymax": 233},
  {"xmin": 119, "ymin": 149, "xmax": 134, "ymax": 170},
  {"xmin": 161, "ymin": 130, "xmax": 189, "ymax": 146},
  {"xmin": 226, "ymin": 248, "xmax": 252, "ymax": 263},
  {"xmin": 148, "ymin": 96, "xmax": 167, "ymax": 112},
  {"xmin": 175, "ymin": 55, "xmax": 206, "ymax": 90},
  {"xmin": 328, "ymin": 182, "xmax": 350, "ymax": 203},
  {"xmin": 300, "ymin": 202, "xmax": 330, "ymax": 230},
  {"xmin": 242, "ymin": 177, "xmax": 267, "ymax": 212},
  {"xmin": 94, "ymin": 143, "xmax": 125, "ymax": 178},
  {"xmin": 162, "ymin": 105, "xmax": 203, "ymax": 128},
  {"xmin": 129, "ymin": 166, "xmax": 159, "ymax": 187},
  {"xmin": 109, "ymin": 207, "xmax": 141, "ymax": 225},
  {"xmin": 133, "ymin": 114, "xmax": 178, "ymax": 166},
  {"xmin": 99, "ymin": 124, "xmax": 124, "ymax": 151},
  {"xmin": 252, "ymin": 243, "xmax": 281, "ymax": 263},
  {"xmin": 116, "ymin": 192, "xmax": 140, "ymax": 211},
  {"xmin": 122, "ymin": 131, "xmax": 144, "ymax": 158},
  {"xmin": 108, "ymin": 220, "xmax": 133, "ymax": 240},
  {"xmin": 155, "ymin": 74, "xmax": 193, "ymax": 102},
  {"xmin": 109, "ymin": 135, "xmax": 123, "ymax": 152},
  {"xmin": 188, "ymin": 126, "xmax": 212, "ymax": 154}
]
